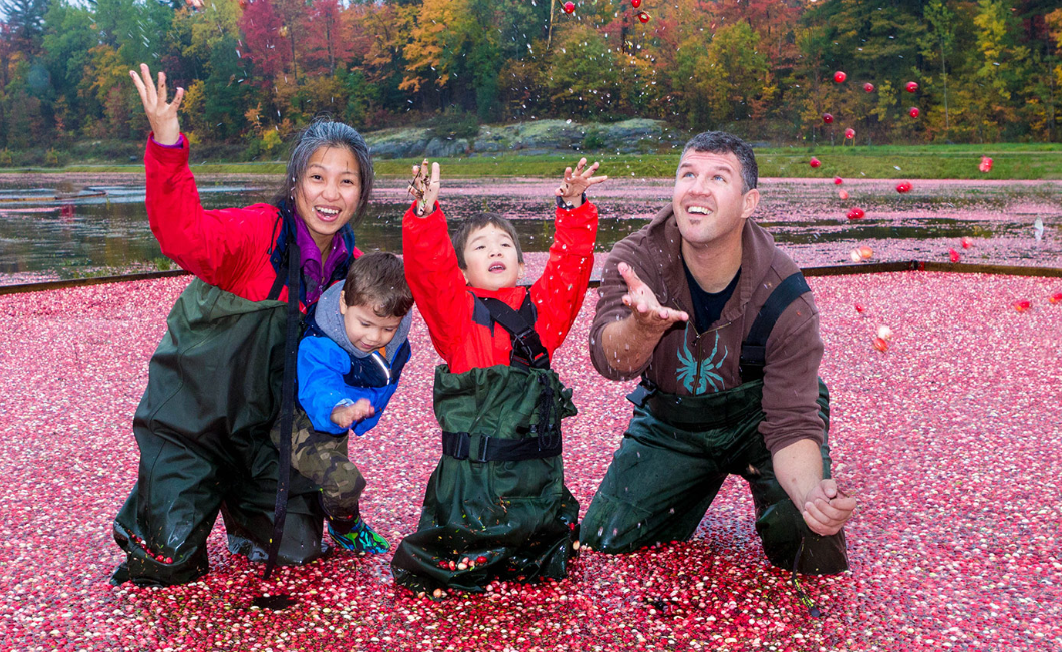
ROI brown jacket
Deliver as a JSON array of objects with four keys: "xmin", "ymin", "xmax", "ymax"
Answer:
[{"xmin": 589, "ymin": 206, "xmax": 825, "ymax": 454}]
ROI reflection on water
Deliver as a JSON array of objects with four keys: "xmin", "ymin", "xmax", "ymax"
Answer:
[{"xmin": 1, "ymin": 177, "xmax": 1059, "ymax": 284}]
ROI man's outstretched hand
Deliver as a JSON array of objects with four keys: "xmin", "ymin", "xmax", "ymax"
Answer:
[{"xmin": 618, "ymin": 262, "xmax": 689, "ymax": 333}]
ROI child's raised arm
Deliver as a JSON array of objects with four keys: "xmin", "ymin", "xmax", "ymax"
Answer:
[
  {"xmin": 402, "ymin": 160, "xmax": 471, "ymax": 359},
  {"xmin": 530, "ymin": 159, "xmax": 605, "ymax": 354}
]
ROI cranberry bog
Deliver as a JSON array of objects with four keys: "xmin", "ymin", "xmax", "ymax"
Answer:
[{"xmin": 1, "ymin": 177, "xmax": 1060, "ymax": 651}]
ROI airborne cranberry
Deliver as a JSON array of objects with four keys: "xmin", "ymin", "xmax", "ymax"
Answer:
[
  {"xmin": 863, "ymin": 82, "xmax": 875, "ymax": 92},
  {"xmin": 908, "ymin": 107, "xmax": 920, "ymax": 118},
  {"xmin": 905, "ymin": 81, "xmax": 919, "ymax": 93},
  {"xmin": 809, "ymin": 157, "xmax": 821, "ymax": 168},
  {"xmin": 833, "ymin": 71, "xmax": 847, "ymax": 83},
  {"xmin": 562, "ymin": 1, "xmax": 575, "ymax": 13}
]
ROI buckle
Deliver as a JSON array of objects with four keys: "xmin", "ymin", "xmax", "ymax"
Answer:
[{"xmin": 468, "ymin": 434, "xmax": 492, "ymax": 463}]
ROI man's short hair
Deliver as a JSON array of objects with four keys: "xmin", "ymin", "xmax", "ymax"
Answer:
[
  {"xmin": 680, "ymin": 132, "xmax": 758, "ymax": 194},
  {"xmin": 342, "ymin": 251, "xmax": 413, "ymax": 318},
  {"xmin": 451, "ymin": 212, "xmax": 525, "ymax": 269}
]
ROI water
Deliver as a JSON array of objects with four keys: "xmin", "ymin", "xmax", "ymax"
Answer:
[{"xmin": 1, "ymin": 176, "xmax": 1059, "ymax": 284}]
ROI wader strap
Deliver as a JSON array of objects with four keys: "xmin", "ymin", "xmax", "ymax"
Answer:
[
  {"xmin": 441, "ymin": 430, "xmax": 563, "ymax": 462},
  {"xmin": 739, "ymin": 272, "xmax": 811, "ymax": 383},
  {"xmin": 626, "ymin": 378, "xmax": 658, "ymax": 408},
  {"xmin": 263, "ymin": 225, "xmax": 301, "ymax": 580},
  {"xmin": 474, "ymin": 295, "xmax": 550, "ymax": 371}
]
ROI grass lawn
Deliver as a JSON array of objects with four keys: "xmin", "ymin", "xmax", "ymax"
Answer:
[{"xmin": 12, "ymin": 142, "xmax": 1062, "ymax": 180}]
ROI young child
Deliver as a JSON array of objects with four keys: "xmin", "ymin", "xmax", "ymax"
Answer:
[
  {"xmin": 270, "ymin": 251, "xmax": 413, "ymax": 554},
  {"xmin": 390, "ymin": 158, "xmax": 606, "ymax": 598}
]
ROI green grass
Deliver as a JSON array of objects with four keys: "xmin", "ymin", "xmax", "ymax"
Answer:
[{"xmin": 8, "ymin": 143, "xmax": 1062, "ymax": 179}]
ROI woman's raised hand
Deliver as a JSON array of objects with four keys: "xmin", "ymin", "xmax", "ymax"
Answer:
[{"xmin": 129, "ymin": 64, "xmax": 184, "ymax": 146}]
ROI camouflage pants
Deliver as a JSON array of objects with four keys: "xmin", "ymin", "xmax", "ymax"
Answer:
[{"xmin": 269, "ymin": 409, "xmax": 367, "ymax": 522}]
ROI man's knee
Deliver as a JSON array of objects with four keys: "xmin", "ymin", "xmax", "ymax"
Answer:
[{"xmin": 755, "ymin": 499, "xmax": 848, "ymax": 575}]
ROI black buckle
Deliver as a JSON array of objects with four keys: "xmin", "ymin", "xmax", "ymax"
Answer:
[{"xmin": 445, "ymin": 432, "xmax": 492, "ymax": 462}]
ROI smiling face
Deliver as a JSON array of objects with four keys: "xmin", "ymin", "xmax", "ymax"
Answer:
[
  {"xmin": 338, "ymin": 301, "xmax": 403, "ymax": 353},
  {"xmin": 294, "ymin": 146, "xmax": 361, "ymax": 254},
  {"xmin": 459, "ymin": 223, "xmax": 525, "ymax": 291},
  {"xmin": 672, "ymin": 149, "xmax": 759, "ymax": 251}
]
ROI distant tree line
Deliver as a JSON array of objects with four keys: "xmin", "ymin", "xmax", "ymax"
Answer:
[{"xmin": 0, "ymin": 0, "xmax": 1059, "ymax": 159}]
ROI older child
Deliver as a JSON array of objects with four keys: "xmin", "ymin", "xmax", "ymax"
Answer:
[
  {"xmin": 270, "ymin": 252, "xmax": 412, "ymax": 554},
  {"xmin": 390, "ymin": 159, "xmax": 605, "ymax": 599}
]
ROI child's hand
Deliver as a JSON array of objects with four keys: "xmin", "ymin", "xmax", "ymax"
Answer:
[
  {"xmin": 556, "ymin": 158, "xmax": 607, "ymax": 208},
  {"xmin": 408, "ymin": 159, "xmax": 441, "ymax": 216},
  {"xmin": 331, "ymin": 399, "xmax": 375, "ymax": 429}
]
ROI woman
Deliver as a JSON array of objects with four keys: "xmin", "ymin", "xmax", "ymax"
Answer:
[{"xmin": 111, "ymin": 64, "xmax": 373, "ymax": 586}]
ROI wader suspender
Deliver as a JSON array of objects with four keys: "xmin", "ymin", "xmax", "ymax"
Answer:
[
  {"xmin": 737, "ymin": 272, "xmax": 811, "ymax": 383},
  {"xmin": 626, "ymin": 271, "xmax": 811, "ymax": 407},
  {"xmin": 262, "ymin": 214, "xmax": 302, "ymax": 580},
  {"xmin": 440, "ymin": 295, "xmax": 563, "ymax": 463}
]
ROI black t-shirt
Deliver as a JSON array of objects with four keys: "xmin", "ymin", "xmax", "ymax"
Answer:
[{"xmin": 683, "ymin": 259, "xmax": 740, "ymax": 333}]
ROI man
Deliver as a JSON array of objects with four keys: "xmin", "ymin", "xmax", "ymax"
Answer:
[{"xmin": 581, "ymin": 132, "xmax": 854, "ymax": 575}]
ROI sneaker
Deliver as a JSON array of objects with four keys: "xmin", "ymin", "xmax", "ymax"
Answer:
[{"xmin": 328, "ymin": 518, "xmax": 390, "ymax": 554}]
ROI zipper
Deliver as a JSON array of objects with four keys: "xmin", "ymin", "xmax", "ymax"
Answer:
[{"xmin": 371, "ymin": 350, "xmax": 392, "ymax": 384}]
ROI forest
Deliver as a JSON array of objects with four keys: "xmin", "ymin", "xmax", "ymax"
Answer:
[{"xmin": 0, "ymin": 0, "xmax": 1059, "ymax": 162}]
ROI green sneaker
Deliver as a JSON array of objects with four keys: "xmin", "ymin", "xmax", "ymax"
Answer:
[{"xmin": 328, "ymin": 518, "xmax": 390, "ymax": 554}]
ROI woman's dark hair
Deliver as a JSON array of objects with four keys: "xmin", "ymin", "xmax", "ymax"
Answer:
[
  {"xmin": 272, "ymin": 118, "xmax": 374, "ymax": 227},
  {"xmin": 343, "ymin": 252, "xmax": 413, "ymax": 318}
]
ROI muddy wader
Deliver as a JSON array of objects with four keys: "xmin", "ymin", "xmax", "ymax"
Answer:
[
  {"xmin": 112, "ymin": 214, "xmax": 333, "ymax": 586},
  {"xmin": 581, "ymin": 273, "xmax": 849, "ymax": 575},
  {"xmin": 391, "ymin": 297, "xmax": 580, "ymax": 596}
]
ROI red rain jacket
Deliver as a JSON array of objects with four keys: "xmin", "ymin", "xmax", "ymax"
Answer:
[
  {"xmin": 145, "ymin": 134, "xmax": 295, "ymax": 303},
  {"xmin": 402, "ymin": 201, "xmax": 598, "ymax": 375}
]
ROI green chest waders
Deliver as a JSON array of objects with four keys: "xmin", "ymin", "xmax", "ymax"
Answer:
[
  {"xmin": 111, "ymin": 277, "xmax": 326, "ymax": 586},
  {"xmin": 390, "ymin": 297, "xmax": 580, "ymax": 596},
  {"xmin": 580, "ymin": 273, "xmax": 848, "ymax": 576}
]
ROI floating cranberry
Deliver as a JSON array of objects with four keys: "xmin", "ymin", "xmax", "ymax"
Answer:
[
  {"xmin": 949, "ymin": 248, "xmax": 961, "ymax": 263},
  {"xmin": 858, "ymin": 245, "xmax": 873, "ymax": 259},
  {"xmin": 834, "ymin": 177, "xmax": 843, "ymax": 185},
  {"xmin": 1048, "ymin": 292, "xmax": 1062, "ymax": 304},
  {"xmin": 896, "ymin": 181, "xmax": 911, "ymax": 193},
  {"xmin": 846, "ymin": 207, "xmax": 865, "ymax": 220},
  {"xmin": 1013, "ymin": 300, "xmax": 1031, "ymax": 312},
  {"xmin": 872, "ymin": 337, "xmax": 888, "ymax": 353},
  {"xmin": 838, "ymin": 189, "xmax": 849, "ymax": 200},
  {"xmin": 855, "ymin": 303, "xmax": 866, "ymax": 314},
  {"xmin": 960, "ymin": 236, "xmax": 974, "ymax": 249}
]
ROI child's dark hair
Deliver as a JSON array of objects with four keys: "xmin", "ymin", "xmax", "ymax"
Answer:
[
  {"xmin": 451, "ymin": 212, "xmax": 524, "ymax": 269},
  {"xmin": 342, "ymin": 252, "xmax": 413, "ymax": 318}
]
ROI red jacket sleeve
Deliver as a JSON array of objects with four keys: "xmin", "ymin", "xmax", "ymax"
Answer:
[
  {"xmin": 401, "ymin": 201, "xmax": 471, "ymax": 361},
  {"xmin": 144, "ymin": 133, "xmax": 278, "ymax": 292},
  {"xmin": 530, "ymin": 201, "xmax": 599, "ymax": 355}
]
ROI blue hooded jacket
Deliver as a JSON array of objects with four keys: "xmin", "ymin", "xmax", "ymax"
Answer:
[{"xmin": 297, "ymin": 281, "xmax": 412, "ymax": 436}]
